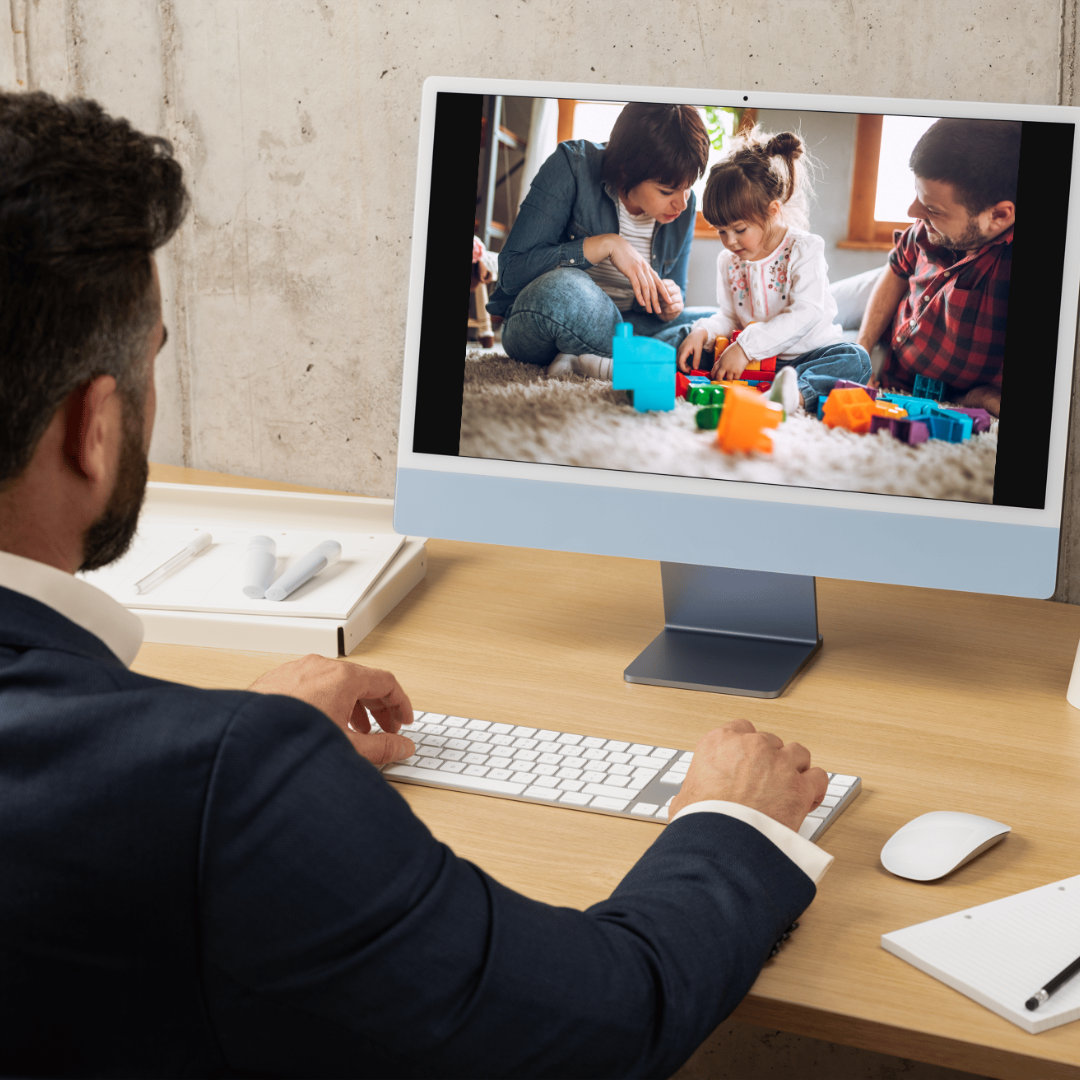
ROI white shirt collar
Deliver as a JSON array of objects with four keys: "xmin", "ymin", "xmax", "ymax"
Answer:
[{"xmin": 0, "ymin": 551, "xmax": 144, "ymax": 667}]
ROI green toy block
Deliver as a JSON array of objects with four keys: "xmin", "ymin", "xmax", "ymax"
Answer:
[{"xmin": 695, "ymin": 404, "xmax": 722, "ymax": 429}]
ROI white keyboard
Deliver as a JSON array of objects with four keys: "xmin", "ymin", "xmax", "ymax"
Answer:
[{"xmin": 380, "ymin": 711, "xmax": 861, "ymax": 842}]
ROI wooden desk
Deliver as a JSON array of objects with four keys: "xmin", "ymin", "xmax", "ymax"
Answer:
[{"xmin": 140, "ymin": 465, "xmax": 1080, "ymax": 1080}]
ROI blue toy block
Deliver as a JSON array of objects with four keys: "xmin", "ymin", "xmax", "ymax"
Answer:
[
  {"xmin": 913, "ymin": 375, "xmax": 946, "ymax": 400},
  {"xmin": 880, "ymin": 393, "xmax": 935, "ymax": 418},
  {"xmin": 611, "ymin": 323, "xmax": 676, "ymax": 411},
  {"xmin": 686, "ymin": 375, "xmax": 712, "ymax": 385},
  {"xmin": 926, "ymin": 407, "xmax": 973, "ymax": 442}
]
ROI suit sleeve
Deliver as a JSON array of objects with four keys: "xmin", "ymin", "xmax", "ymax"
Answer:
[{"xmin": 198, "ymin": 695, "xmax": 817, "ymax": 1079}]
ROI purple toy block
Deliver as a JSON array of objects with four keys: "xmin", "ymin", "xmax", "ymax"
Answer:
[
  {"xmin": 834, "ymin": 379, "xmax": 878, "ymax": 399},
  {"xmin": 948, "ymin": 407, "xmax": 993, "ymax": 433},
  {"xmin": 870, "ymin": 415, "xmax": 930, "ymax": 445}
]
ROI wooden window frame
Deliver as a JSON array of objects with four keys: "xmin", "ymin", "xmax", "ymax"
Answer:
[{"xmin": 838, "ymin": 114, "xmax": 909, "ymax": 251}]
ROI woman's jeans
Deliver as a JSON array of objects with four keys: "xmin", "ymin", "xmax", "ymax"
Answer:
[{"xmin": 501, "ymin": 268, "xmax": 712, "ymax": 364}]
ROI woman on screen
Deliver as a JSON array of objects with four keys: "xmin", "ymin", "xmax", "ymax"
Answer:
[{"xmin": 485, "ymin": 102, "xmax": 715, "ymax": 380}]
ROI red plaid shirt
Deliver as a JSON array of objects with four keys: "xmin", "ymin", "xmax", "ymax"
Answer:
[{"xmin": 880, "ymin": 221, "xmax": 1013, "ymax": 392}]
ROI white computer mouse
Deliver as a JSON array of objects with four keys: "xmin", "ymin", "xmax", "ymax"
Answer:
[{"xmin": 880, "ymin": 811, "xmax": 1011, "ymax": 881}]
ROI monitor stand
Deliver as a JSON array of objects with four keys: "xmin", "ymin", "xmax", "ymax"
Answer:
[{"xmin": 623, "ymin": 563, "xmax": 822, "ymax": 698}]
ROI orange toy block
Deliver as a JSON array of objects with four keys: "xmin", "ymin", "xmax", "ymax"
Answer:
[
  {"xmin": 716, "ymin": 385, "xmax": 784, "ymax": 454},
  {"xmin": 872, "ymin": 400, "xmax": 908, "ymax": 420},
  {"xmin": 822, "ymin": 387, "xmax": 876, "ymax": 434}
]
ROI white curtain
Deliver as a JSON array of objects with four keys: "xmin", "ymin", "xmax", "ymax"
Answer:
[{"xmin": 518, "ymin": 98, "xmax": 560, "ymax": 209}]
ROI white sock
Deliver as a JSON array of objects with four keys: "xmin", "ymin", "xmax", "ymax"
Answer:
[
  {"xmin": 572, "ymin": 353, "xmax": 613, "ymax": 380},
  {"xmin": 546, "ymin": 352, "xmax": 576, "ymax": 379},
  {"xmin": 768, "ymin": 366, "xmax": 800, "ymax": 416}
]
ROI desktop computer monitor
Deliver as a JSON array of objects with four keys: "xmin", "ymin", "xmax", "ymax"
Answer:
[{"xmin": 394, "ymin": 77, "xmax": 1080, "ymax": 697}]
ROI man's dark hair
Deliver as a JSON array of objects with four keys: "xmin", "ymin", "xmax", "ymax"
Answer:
[
  {"xmin": 909, "ymin": 118, "xmax": 1022, "ymax": 215},
  {"xmin": 601, "ymin": 102, "xmax": 710, "ymax": 195},
  {"xmin": 0, "ymin": 91, "xmax": 189, "ymax": 489}
]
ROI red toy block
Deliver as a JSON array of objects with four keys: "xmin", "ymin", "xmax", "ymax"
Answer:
[{"xmin": 676, "ymin": 371, "xmax": 690, "ymax": 400}]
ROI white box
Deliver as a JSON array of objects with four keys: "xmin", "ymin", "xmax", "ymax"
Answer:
[{"xmin": 82, "ymin": 482, "xmax": 427, "ymax": 657}]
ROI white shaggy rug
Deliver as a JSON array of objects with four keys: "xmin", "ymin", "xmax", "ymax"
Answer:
[{"xmin": 460, "ymin": 350, "xmax": 998, "ymax": 504}]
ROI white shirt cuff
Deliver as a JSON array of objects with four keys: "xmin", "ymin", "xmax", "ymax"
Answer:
[{"xmin": 669, "ymin": 800, "xmax": 834, "ymax": 884}]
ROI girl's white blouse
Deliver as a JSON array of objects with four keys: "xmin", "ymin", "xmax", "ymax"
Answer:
[{"xmin": 691, "ymin": 228, "xmax": 844, "ymax": 361}]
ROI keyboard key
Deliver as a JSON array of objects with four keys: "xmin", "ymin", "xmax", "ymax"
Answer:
[
  {"xmin": 607, "ymin": 751, "xmax": 632, "ymax": 763},
  {"xmin": 464, "ymin": 753, "xmax": 487, "ymax": 766},
  {"xmin": 558, "ymin": 733, "xmax": 583, "ymax": 745},
  {"xmin": 511, "ymin": 726, "xmax": 537, "ymax": 738},
  {"xmin": 417, "ymin": 758, "xmax": 441, "ymax": 770},
  {"xmin": 489, "ymin": 734, "xmax": 515, "ymax": 746},
  {"xmin": 584, "ymin": 783, "xmax": 642, "ymax": 801},
  {"xmin": 581, "ymin": 770, "xmax": 607, "ymax": 784},
  {"xmin": 826, "ymin": 783, "xmax": 850, "ymax": 799},
  {"xmin": 489, "ymin": 746, "xmax": 515, "ymax": 759},
  {"xmin": 467, "ymin": 720, "xmax": 491, "ymax": 730},
  {"xmin": 558, "ymin": 779, "xmax": 585, "ymax": 792},
  {"xmin": 463, "ymin": 765, "xmax": 488, "ymax": 777},
  {"xmin": 656, "ymin": 806, "xmax": 670, "ymax": 820},
  {"xmin": 535, "ymin": 730, "xmax": 560, "ymax": 742},
  {"xmin": 532, "ymin": 775, "xmax": 559, "ymax": 788},
  {"xmin": 631, "ymin": 755, "xmax": 660, "ymax": 770},
  {"xmin": 490, "ymin": 723, "xmax": 514, "ymax": 734},
  {"xmin": 632, "ymin": 803, "xmax": 660, "ymax": 816},
  {"xmin": 591, "ymin": 795, "xmax": 630, "ymax": 811},
  {"xmin": 441, "ymin": 750, "xmax": 466, "ymax": 762},
  {"xmin": 514, "ymin": 749, "xmax": 540, "ymax": 762},
  {"xmin": 440, "ymin": 761, "xmax": 467, "ymax": 774},
  {"xmin": 820, "ymin": 794, "xmax": 840, "ymax": 807},
  {"xmin": 384, "ymin": 763, "xmax": 526, "ymax": 796},
  {"xmin": 807, "ymin": 806, "xmax": 830, "ymax": 819},
  {"xmin": 831, "ymin": 774, "xmax": 858, "ymax": 787},
  {"xmin": 659, "ymin": 772, "xmax": 684, "ymax": 785},
  {"xmin": 604, "ymin": 775, "xmax": 630, "ymax": 788},
  {"xmin": 488, "ymin": 768, "xmax": 513, "ymax": 781},
  {"xmin": 556, "ymin": 767, "xmax": 582, "ymax": 780},
  {"xmin": 538, "ymin": 753, "xmax": 561, "ymax": 765},
  {"xmin": 604, "ymin": 741, "xmax": 630, "ymax": 752},
  {"xmin": 651, "ymin": 748, "xmax": 677, "ymax": 760},
  {"xmin": 512, "ymin": 772, "xmax": 536, "ymax": 786},
  {"xmin": 581, "ymin": 737, "xmax": 606, "ymax": 748},
  {"xmin": 526, "ymin": 786, "xmax": 560, "ymax": 800},
  {"xmin": 607, "ymin": 764, "xmax": 633, "ymax": 776},
  {"xmin": 560, "ymin": 791, "xmax": 592, "ymax": 805},
  {"xmin": 582, "ymin": 748, "xmax": 607, "ymax": 760},
  {"xmin": 513, "ymin": 737, "xmax": 538, "ymax": 749},
  {"xmin": 533, "ymin": 764, "xmax": 558, "ymax": 777},
  {"xmin": 446, "ymin": 738, "xmax": 470, "ymax": 750}
]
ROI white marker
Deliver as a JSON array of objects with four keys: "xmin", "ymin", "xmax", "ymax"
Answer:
[
  {"xmin": 241, "ymin": 535, "xmax": 277, "ymax": 598},
  {"xmin": 132, "ymin": 532, "xmax": 213, "ymax": 594},
  {"xmin": 264, "ymin": 540, "xmax": 342, "ymax": 601}
]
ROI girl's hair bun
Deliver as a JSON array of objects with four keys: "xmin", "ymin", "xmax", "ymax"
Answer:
[{"xmin": 764, "ymin": 131, "xmax": 804, "ymax": 161}]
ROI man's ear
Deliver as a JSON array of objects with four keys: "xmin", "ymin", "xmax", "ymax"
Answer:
[
  {"xmin": 62, "ymin": 375, "xmax": 119, "ymax": 482},
  {"xmin": 984, "ymin": 200, "xmax": 1016, "ymax": 237}
]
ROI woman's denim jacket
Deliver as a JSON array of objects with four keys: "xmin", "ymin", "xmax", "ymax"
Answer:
[{"xmin": 486, "ymin": 139, "xmax": 697, "ymax": 319}]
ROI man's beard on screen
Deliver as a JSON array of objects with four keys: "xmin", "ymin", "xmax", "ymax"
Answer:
[{"xmin": 79, "ymin": 395, "xmax": 149, "ymax": 573}]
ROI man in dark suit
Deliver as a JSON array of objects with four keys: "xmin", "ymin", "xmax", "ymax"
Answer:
[{"xmin": 0, "ymin": 90, "xmax": 831, "ymax": 1078}]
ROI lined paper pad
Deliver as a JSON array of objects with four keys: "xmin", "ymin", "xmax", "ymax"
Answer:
[
  {"xmin": 881, "ymin": 875, "xmax": 1080, "ymax": 1034},
  {"xmin": 80, "ymin": 522, "xmax": 404, "ymax": 620}
]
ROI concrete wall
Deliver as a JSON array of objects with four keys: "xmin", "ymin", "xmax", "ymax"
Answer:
[{"xmin": 5, "ymin": 0, "xmax": 1080, "ymax": 599}]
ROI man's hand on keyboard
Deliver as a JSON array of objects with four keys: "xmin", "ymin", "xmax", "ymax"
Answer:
[
  {"xmin": 669, "ymin": 719, "xmax": 828, "ymax": 833},
  {"xmin": 248, "ymin": 654, "xmax": 416, "ymax": 766}
]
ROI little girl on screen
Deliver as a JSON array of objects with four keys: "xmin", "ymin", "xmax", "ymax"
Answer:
[{"xmin": 676, "ymin": 128, "xmax": 870, "ymax": 413}]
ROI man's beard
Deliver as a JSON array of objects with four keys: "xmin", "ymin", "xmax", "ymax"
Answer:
[
  {"xmin": 928, "ymin": 217, "xmax": 989, "ymax": 252},
  {"xmin": 79, "ymin": 396, "xmax": 149, "ymax": 573}
]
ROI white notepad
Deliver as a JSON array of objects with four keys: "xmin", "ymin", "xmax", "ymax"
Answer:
[{"xmin": 881, "ymin": 875, "xmax": 1080, "ymax": 1034}]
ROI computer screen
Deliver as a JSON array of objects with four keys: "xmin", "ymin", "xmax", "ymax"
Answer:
[{"xmin": 394, "ymin": 77, "xmax": 1080, "ymax": 696}]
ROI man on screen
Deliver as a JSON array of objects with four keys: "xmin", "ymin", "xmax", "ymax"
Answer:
[
  {"xmin": 0, "ymin": 90, "xmax": 832, "ymax": 1077},
  {"xmin": 859, "ymin": 118, "xmax": 1020, "ymax": 417}
]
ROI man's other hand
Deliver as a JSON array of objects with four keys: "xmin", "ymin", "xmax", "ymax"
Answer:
[
  {"xmin": 248, "ymin": 654, "xmax": 415, "ymax": 766},
  {"xmin": 669, "ymin": 718, "xmax": 828, "ymax": 832}
]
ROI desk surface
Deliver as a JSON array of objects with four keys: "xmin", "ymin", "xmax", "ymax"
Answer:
[{"xmin": 139, "ymin": 465, "xmax": 1080, "ymax": 1080}]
